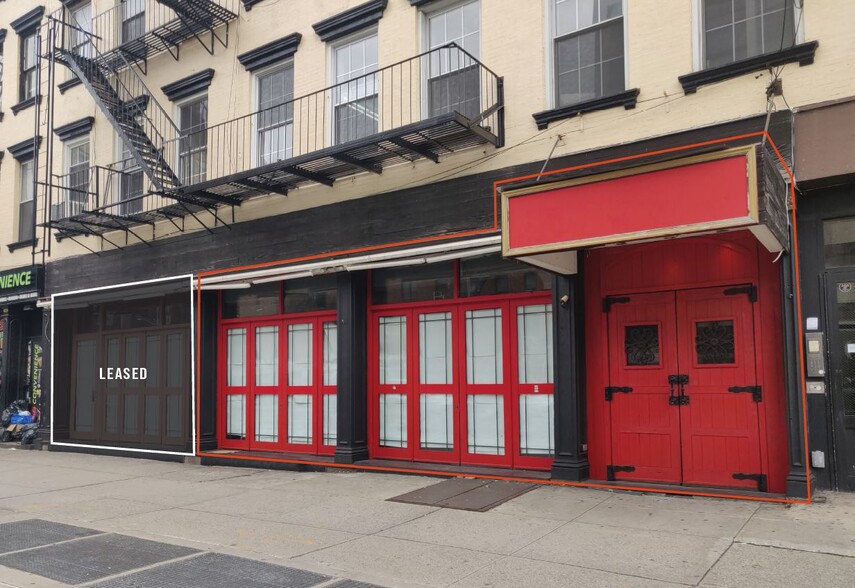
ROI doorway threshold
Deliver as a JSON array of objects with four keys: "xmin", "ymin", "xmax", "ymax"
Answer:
[{"xmin": 589, "ymin": 479, "xmax": 787, "ymax": 500}]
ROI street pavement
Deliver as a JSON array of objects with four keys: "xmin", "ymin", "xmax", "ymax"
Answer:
[{"xmin": 0, "ymin": 448, "xmax": 853, "ymax": 587}]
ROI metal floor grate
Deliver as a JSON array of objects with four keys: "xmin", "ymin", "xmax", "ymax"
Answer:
[
  {"xmin": 0, "ymin": 519, "xmax": 102, "ymax": 555},
  {"xmin": 0, "ymin": 533, "xmax": 199, "ymax": 585},
  {"xmin": 89, "ymin": 552, "xmax": 331, "ymax": 588}
]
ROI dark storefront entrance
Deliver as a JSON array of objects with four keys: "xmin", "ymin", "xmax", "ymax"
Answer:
[
  {"xmin": 0, "ymin": 266, "xmax": 45, "ymax": 417},
  {"xmin": 52, "ymin": 277, "xmax": 193, "ymax": 453},
  {"xmin": 826, "ymin": 269, "xmax": 855, "ymax": 490},
  {"xmin": 604, "ymin": 286, "xmax": 764, "ymax": 489}
]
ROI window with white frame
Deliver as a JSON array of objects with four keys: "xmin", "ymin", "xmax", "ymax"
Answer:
[
  {"xmin": 426, "ymin": 0, "xmax": 480, "ymax": 120},
  {"xmin": 117, "ymin": 130, "xmax": 144, "ymax": 216},
  {"xmin": 553, "ymin": 0, "xmax": 625, "ymax": 108},
  {"xmin": 333, "ymin": 33, "xmax": 379, "ymax": 145},
  {"xmin": 19, "ymin": 32, "xmax": 38, "ymax": 102},
  {"xmin": 178, "ymin": 95, "xmax": 208, "ymax": 185},
  {"xmin": 69, "ymin": 1, "xmax": 92, "ymax": 58},
  {"xmin": 256, "ymin": 64, "xmax": 294, "ymax": 166},
  {"xmin": 701, "ymin": 0, "xmax": 797, "ymax": 69},
  {"xmin": 60, "ymin": 137, "xmax": 90, "ymax": 219},
  {"xmin": 19, "ymin": 159, "xmax": 35, "ymax": 242},
  {"xmin": 121, "ymin": 0, "xmax": 145, "ymax": 44}
]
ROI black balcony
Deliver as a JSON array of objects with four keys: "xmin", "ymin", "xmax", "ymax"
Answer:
[{"xmin": 44, "ymin": 43, "xmax": 504, "ymax": 243}]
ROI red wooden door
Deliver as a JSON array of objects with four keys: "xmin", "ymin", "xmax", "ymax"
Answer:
[
  {"xmin": 606, "ymin": 292, "xmax": 682, "ymax": 483},
  {"xmin": 676, "ymin": 287, "xmax": 763, "ymax": 490}
]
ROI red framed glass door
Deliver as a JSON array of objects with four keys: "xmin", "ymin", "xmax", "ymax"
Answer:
[
  {"xmin": 372, "ymin": 310, "xmax": 413, "ymax": 460},
  {"xmin": 413, "ymin": 307, "xmax": 460, "ymax": 464},
  {"xmin": 511, "ymin": 299, "xmax": 555, "ymax": 470},
  {"xmin": 459, "ymin": 301, "xmax": 512, "ymax": 467}
]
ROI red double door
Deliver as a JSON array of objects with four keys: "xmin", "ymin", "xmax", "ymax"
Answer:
[{"xmin": 606, "ymin": 286, "xmax": 765, "ymax": 490}]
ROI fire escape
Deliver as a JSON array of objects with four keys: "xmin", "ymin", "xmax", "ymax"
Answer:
[{"xmin": 38, "ymin": 1, "xmax": 504, "ymax": 249}]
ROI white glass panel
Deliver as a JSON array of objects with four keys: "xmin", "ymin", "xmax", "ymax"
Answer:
[
  {"xmin": 379, "ymin": 393, "xmax": 407, "ymax": 448},
  {"xmin": 419, "ymin": 312, "xmax": 452, "ymax": 385},
  {"xmin": 519, "ymin": 395, "xmax": 554, "ymax": 456},
  {"xmin": 255, "ymin": 326, "xmax": 279, "ymax": 386},
  {"xmin": 517, "ymin": 305, "xmax": 554, "ymax": 384},
  {"xmin": 255, "ymin": 394, "xmax": 278, "ymax": 442},
  {"xmin": 227, "ymin": 328, "xmax": 246, "ymax": 386},
  {"xmin": 466, "ymin": 394, "xmax": 504, "ymax": 455},
  {"xmin": 288, "ymin": 323, "xmax": 313, "ymax": 386},
  {"xmin": 226, "ymin": 394, "xmax": 246, "ymax": 439},
  {"xmin": 379, "ymin": 316, "xmax": 407, "ymax": 385},
  {"xmin": 466, "ymin": 308, "xmax": 503, "ymax": 384},
  {"xmin": 323, "ymin": 322, "xmax": 337, "ymax": 386},
  {"xmin": 420, "ymin": 394, "xmax": 453, "ymax": 450},
  {"xmin": 323, "ymin": 394, "xmax": 337, "ymax": 446},
  {"xmin": 288, "ymin": 394, "xmax": 312, "ymax": 444}
]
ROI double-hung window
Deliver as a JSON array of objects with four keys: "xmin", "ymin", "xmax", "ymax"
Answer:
[
  {"xmin": 256, "ymin": 65, "xmax": 294, "ymax": 166},
  {"xmin": 701, "ymin": 0, "xmax": 797, "ymax": 69},
  {"xmin": 178, "ymin": 96, "xmax": 208, "ymax": 185},
  {"xmin": 62, "ymin": 138, "xmax": 90, "ymax": 219},
  {"xmin": 19, "ymin": 159, "xmax": 35, "ymax": 243},
  {"xmin": 118, "ymin": 130, "xmax": 144, "ymax": 216},
  {"xmin": 69, "ymin": 2, "xmax": 92, "ymax": 59},
  {"xmin": 333, "ymin": 33, "xmax": 379, "ymax": 145},
  {"xmin": 426, "ymin": 1, "xmax": 480, "ymax": 120},
  {"xmin": 553, "ymin": 0, "xmax": 625, "ymax": 108},
  {"xmin": 19, "ymin": 32, "xmax": 38, "ymax": 103},
  {"xmin": 121, "ymin": 0, "xmax": 145, "ymax": 45}
]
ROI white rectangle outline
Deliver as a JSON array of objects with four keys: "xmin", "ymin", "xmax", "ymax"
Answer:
[{"xmin": 50, "ymin": 274, "xmax": 196, "ymax": 457}]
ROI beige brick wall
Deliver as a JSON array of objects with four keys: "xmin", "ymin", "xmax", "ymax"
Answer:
[{"xmin": 0, "ymin": 0, "xmax": 853, "ymax": 268}]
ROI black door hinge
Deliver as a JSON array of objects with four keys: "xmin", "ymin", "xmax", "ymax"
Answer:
[
  {"xmin": 729, "ymin": 385, "xmax": 762, "ymax": 402},
  {"xmin": 603, "ymin": 296, "xmax": 630, "ymax": 313},
  {"xmin": 605, "ymin": 386, "xmax": 633, "ymax": 401},
  {"xmin": 732, "ymin": 472, "xmax": 767, "ymax": 492},
  {"xmin": 606, "ymin": 465, "xmax": 636, "ymax": 481},
  {"xmin": 668, "ymin": 374, "xmax": 690, "ymax": 405},
  {"xmin": 724, "ymin": 284, "xmax": 758, "ymax": 302}
]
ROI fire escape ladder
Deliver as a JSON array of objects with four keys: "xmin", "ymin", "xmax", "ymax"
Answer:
[{"xmin": 54, "ymin": 21, "xmax": 181, "ymax": 194}]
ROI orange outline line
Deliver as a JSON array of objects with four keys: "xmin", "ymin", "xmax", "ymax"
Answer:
[{"xmin": 194, "ymin": 130, "xmax": 812, "ymax": 505}]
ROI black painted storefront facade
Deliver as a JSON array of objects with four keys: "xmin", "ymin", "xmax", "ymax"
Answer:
[
  {"xmin": 42, "ymin": 112, "xmax": 811, "ymax": 495},
  {"xmin": 0, "ymin": 265, "xmax": 45, "ymax": 421}
]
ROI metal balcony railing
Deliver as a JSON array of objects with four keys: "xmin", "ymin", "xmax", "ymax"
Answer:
[
  {"xmin": 165, "ymin": 43, "xmax": 504, "ymax": 199},
  {"xmin": 45, "ymin": 43, "xmax": 504, "ymax": 240}
]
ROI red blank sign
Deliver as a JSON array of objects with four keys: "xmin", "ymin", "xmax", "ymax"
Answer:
[{"xmin": 505, "ymin": 154, "xmax": 754, "ymax": 254}]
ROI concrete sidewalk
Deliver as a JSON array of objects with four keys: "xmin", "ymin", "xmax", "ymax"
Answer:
[{"xmin": 0, "ymin": 448, "xmax": 852, "ymax": 587}]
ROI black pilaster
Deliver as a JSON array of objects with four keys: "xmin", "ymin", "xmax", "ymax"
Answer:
[
  {"xmin": 782, "ymin": 243, "xmax": 811, "ymax": 497},
  {"xmin": 198, "ymin": 291, "xmax": 219, "ymax": 451},
  {"xmin": 551, "ymin": 271, "xmax": 589, "ymax": 481},
  {"xmin": 335, "ymin": 271, "xmax": 370, "ymax": 463}
]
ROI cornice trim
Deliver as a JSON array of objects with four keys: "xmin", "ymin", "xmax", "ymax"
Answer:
[
  {"xmin": 237, "ymin": 33, "xmax": 302, "ymax": 72},
  {"xmin": 54, "ymin": 117, "xmax": 95, "ymax": 141},
  {"xmin": 312, "ymin": 0, "xmax": 387, "ymax": 43},
  {"xmin": 8, "ymin": 136, "xmax": 43, "ymax": 161},
  {"xmin": 10, "ymin": 6, "xmax": 45, "ymax": 35},
  {"xmin": 162, "ymin": 69, "xmax": 215, "ymax": 102}
]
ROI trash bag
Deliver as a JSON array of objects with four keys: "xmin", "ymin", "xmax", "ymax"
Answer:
[
  {"xmin": 0, "ymin": 429, "xmax": 10, "ymax": 443},
  {"xmin": 0, "ymin": 408, "xmax": 11, "ymax": 428},
  {"xmin": 19, "ymin": 425, "xmax": 39, "ymax": 446},
  {"xmin": 10, "ymin": 413, "xmax": 33, "ymax": 425}
]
